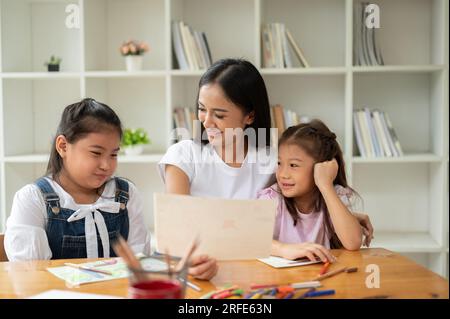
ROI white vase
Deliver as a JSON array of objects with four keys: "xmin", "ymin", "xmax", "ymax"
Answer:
[
  {"xmin": 124, "ymin": 145, "xmax": 144, "ymax": 156},
  {"xmin": 125, "ymin": 55, "xmax": 143, "ymax": 71}
]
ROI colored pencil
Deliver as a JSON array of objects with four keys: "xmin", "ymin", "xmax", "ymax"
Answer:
[
  {"xmin": 319, "ymin": 262, "xmax": 330, "ymax": 275},
  {"xmin": 316, "ymin": 266, "xmax": 348, "ymax": 281},
  {"xmin": 64, "ymin": 263, "xmax": 113, "ymax": 276}
]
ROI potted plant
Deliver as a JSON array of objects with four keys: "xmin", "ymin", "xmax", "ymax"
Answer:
[
  {"xmin": 120, "ymin": 40, "xmax": 150, "ymax": 71},
  {"xmin": 122, "ymin": 128, "xmax": 151, "ymax": 156},
  {"xmin": 44, "ymin": 55, "xmax": 62, "ymax": 72}
]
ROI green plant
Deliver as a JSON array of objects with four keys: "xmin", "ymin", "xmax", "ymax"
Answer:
[
  {"xmin": 44, "ymin": 55, "xmax": 62, "ymax": 66},
  {"xmin": 122, "ymin": 128, "xmax": 150, "ymax": 147}
]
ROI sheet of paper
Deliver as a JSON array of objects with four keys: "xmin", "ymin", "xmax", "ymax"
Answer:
[
  {"xmin": 47, "ymin": 257, "xmax": 168, "ymax": 286},
  {"xmin": 28, "ymin": 289, "xmax": 123, "ymax": 299},
  {"xmin": 154, "ymin": 193, "xmax": 277, "ymax": 260},
  {"xmin": 258, "ymin": 256, "xmax": 321, "ymax": 268}
]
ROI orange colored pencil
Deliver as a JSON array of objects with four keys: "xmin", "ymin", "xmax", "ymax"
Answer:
[{"xmin": 319, "ymin": 262, "xmax": 330, "ymax": 276}]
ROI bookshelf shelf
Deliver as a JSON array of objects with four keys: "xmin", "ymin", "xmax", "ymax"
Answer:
[
  {"xmin": 84, "ymin": 71, "xmax": 167, "ymax": 78},
  {"xmin": 0, "ymin": 0, "xmax": 448, "ymax": 277},
  {"xmin": 260, "ymin": 67, "xmax": 347, "ymax": 75},
  {"xmin": 352, "ymin": 65, "xmax": 445, "ymax": 73},
  {"xmin": 0, "ymin": 72, "xmax": 81, "ymax": 79},
  {"xmin": 3, "ymin": 155, "xmax": 49, "ymax": 163},
  {"xmin": 352, "ymin": 154, "xmax": 443, "ymax": 163}
]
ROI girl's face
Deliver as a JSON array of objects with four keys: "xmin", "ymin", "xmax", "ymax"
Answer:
[
  {"xmin": 198, "ymin": 83, "xmax": 254, "ymax": 147},
  {"xmin": 58, "ymin": 130, "xmax": 120, "ymax": 190},
  {"xmin": 276, "ymin": 143, "xmax": 316, "ymax": 199}
]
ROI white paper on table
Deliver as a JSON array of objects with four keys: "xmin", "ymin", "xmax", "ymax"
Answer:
[
  {"xmin": 258, "ymin": 256, "xmax": 321, "ymax": 268},
  {"xmin": 27, "ymin": 289, "xmax": 123, "ymax": 299}
]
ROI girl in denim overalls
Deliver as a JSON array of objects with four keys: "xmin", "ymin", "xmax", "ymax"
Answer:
[{"xmin": 5, "ymin": 98, "xmax": 151, "ymax": 260}]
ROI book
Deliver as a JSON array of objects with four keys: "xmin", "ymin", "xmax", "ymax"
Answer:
[
  {"xmin": 285, "ymin": 28, "xmax": 310, "ymax": 67},
  {"xmin": 353, "ymin": 111, "xmax": 366, "ymax": 157},
  {"xmin": 179, "ymin": 22, "xmax": 195, "ymax": 70},
  {"xmin": 383, "ymin": 111, "xmax": 403, "ymax": 156},
  {"xmin": 273, "ymin": 104, "xmax": 286, "ymax": 135},
  {"xmin": 280, "ymin": 23, "xmax": 293, "ymax": 68},
  {"xmin": 201, "ymin": 32, "xmax": 213, "ymax": 66},
  {"xmin": 172, "ymin": 22, "xmax": 188, "ymax": 70},
  {"xmin": 373, "ymin": 110, "xmax": 392, "ymax": 157},
  {"xmin": 364, "ymin": 107, "xmax": 382, "ymax": 156},
  {"xmin": 357, "ymin": 110, "xmax": 374, "ymax": 157}
]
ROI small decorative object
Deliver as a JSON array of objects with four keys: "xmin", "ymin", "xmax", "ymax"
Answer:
[
  {"xmin": 44, "ymin": 55, "xmax": 62, "ymax": 72},
  {"xmin": 120, "ymin": 40, "xmax": 150, "ymax": 71},
  {"xmin": 122, "ymin": 128, "xmax": 151, "ymax": 156}
]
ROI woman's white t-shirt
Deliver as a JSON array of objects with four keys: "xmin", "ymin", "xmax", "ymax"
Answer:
[
  {"xmin": 158, "ymin": 140, "xmax": 277, "ymax": 199},
  {"xmin": 4, "ymin": 177, "xmax": 151, "ymax": 261}
]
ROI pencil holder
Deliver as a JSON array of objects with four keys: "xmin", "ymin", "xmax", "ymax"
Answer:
[{"xmin": 127, "ymin": 255, "xmax": 188, "ymax": 299}]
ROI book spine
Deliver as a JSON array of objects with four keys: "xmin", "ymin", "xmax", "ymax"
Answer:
[
  {"xmin": 364, "ymin": 107, "xmax": 381, "ymax": 156},
  {"xmin": 353, "ymin": 111, "xmax": 366, "ymax": 157},
  {"xmin": 373, "ymin": 110, "xmax": 392, "ymax": 157},
  {"xmin": 383, "ymin": 112, "xmax": 403, "ymax": 156},
  {"xmin": 357, "ymin": 110, "xmax": 374, "ymax": 157}
]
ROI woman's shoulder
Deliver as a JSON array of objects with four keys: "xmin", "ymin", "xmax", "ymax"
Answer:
[{"xmin": 256, "ymin": 183, "xmax": 281, "ymax": 200}]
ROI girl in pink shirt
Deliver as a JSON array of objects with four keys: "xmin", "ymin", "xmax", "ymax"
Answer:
[{"xmin": 257, "ymin": 119, "xmax": 362, "ymax": 263}]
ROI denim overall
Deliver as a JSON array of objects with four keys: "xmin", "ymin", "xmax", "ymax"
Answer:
[{"xmin": 35, "ymin": 177, "xmax": 130, "ymax": 259}]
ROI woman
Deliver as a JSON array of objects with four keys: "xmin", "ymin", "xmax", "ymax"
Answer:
[{"xmin": 158, "ymin": 58, "xmax": 374, "ymax": 280}]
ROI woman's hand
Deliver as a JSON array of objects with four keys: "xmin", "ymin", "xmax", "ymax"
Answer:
[
  {"xmin": 314, "ymin": 159, "xmax": 338, "ymax": 191},
  {"xmin": 353, "ymin": 212, "xmax": 374, "ymax": 247},
  {"xmin": 188, "ymin": 255, "xmax": 218, "ymax": 280},
  {"xmin": 278, "ymin": 242, "xmax": 337, "ymax": 263}
]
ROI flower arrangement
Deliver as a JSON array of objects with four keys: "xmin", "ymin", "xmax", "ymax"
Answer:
[{"xmin": 120, "ymin": 40, "xmax": 150, "ymax": 56}]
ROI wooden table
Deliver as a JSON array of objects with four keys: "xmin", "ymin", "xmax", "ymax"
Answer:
[{"xmin": 0, "ymin": 248, "xmax": 448, "ymax": 299}]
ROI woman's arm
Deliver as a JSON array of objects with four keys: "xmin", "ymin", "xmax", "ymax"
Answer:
[
  {"xmin": 164, "ymin": 164, "xmax": 219, "ymax": 280},
  {"xmin": 314, "ymin": 160, "xmax": 362, "ymax": 250},
  {"xmin": 164, "ymin": 165, "xmax": 190, "ymax": 195}
]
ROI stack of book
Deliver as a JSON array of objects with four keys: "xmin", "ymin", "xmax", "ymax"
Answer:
[
  {"xmin": 353, "ymin": 2, "xmax": 384, "ymax": 66},
  {"xmin": 271, "ymin": 104, "xmax": 309, "ymax": 136},
  {"xmin": 261, "ymin": 23, "xmax": 310, "ymax": 68},
  {"xmin": 173, "ymin": 107, "xmax": 197, "ymax": 138},
  {"xmin": 172, "ymin": 21, "xmax": 212, "ymax": 70},
  {"xmin": 353, "ymin": 108, "xmax": 403, "ymax": 158}
]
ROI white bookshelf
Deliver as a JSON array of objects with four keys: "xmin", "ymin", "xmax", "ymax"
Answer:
[{"xmin": 0, "ymin": 0, "xmax": 448, "ymax": 277}]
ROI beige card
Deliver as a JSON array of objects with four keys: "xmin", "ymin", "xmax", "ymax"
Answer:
[{"xmin": 153, "ymin": 193, "xmax": 277, "ymax": 260}]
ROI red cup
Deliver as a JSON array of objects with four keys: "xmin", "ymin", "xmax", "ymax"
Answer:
[{"xmin": 128, "ymin": 279, "xmax": 183, "ymax": 299}]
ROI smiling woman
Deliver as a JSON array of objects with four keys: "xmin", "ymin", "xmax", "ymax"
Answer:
[
  {"xmin": 158, "ymin": 58, "xmax": 374, "ymax": 281},
  {"xmin": 4, "ymin": 98, "xmax": 151, "ymax": 261}
]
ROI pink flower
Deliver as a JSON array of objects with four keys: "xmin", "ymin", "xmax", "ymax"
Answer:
[{"xmin": 121, "ymin": 46, "xmax": 129, "ymax": 55}]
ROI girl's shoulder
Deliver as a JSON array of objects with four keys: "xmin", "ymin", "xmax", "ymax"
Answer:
[
  {"xmin": 256, "ymin": 183, "xmax": 281, "ymax": 200},
  {"xmin": 15, "ymin": 182, "xmax": 45, "ymax": 203}
]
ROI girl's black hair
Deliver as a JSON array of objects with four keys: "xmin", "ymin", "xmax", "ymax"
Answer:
[
  {"xmin": 278, "ymin": 119, "xmax": 360, "ymax": 249},
  {"xmin": 46, "ymin": 98, "xmax": 123, "ymax": 179},
  {"xmin": 197, "ymin": 58, "xmax": 272, "ymax": 147}
]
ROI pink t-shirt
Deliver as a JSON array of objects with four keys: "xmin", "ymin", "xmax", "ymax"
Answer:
[{"xmin": 257, "ymin": 184, "xmax": 353, "ymax": 248}]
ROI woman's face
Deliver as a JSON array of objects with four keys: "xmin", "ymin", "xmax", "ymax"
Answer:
[{"xmin": 198, "ymin": 83, "xmax": 254, "ymax": 147}]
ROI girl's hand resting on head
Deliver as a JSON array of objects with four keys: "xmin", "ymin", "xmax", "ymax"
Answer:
[
  {"xmin": 278, "ymin": 242, "xmax": 337, "ymax": 263},
  {"xmin": 188, "ymin": 255, "xmax": 218, "ymax": 280},
  {"xmin": 313, "ymin": 159, "xmax": 339, "ymax": 191}
]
